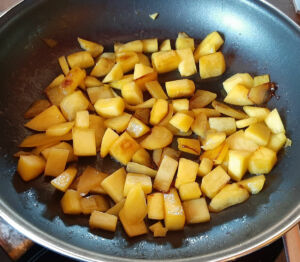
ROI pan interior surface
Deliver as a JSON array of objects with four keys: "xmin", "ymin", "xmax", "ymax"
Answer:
[{"xmin": 0, "ymin": 0, "xmax": 300, "ymax": 261}]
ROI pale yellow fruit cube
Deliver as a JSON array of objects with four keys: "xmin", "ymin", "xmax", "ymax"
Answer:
[
  {"xmin": 17, "ymin": 155, "xmax": 46, "ymax": 182},
  {"xmin": 253, "ymin": 74, "xmax": 270, "ymax": 87},
  {"xmin": 145, "ymin": 81, "xmax": 168, "ymax": 99},
  {"xmin": 149, "ymin": 222, "xmax": 168, "ymax": 237},
  {"xmin": 51, "ymin": 166, "xmax": 77, "ymax": 192},
  {"xmin": 126, "ymin": 162, "xmax": 157, "ymax": 178},
  {"xmin": 140, "ymin": 126, "xmax": 173, "ymax": 150},
  {"xmin": 73, "ymin": 128, "xmax": 96, "ymax": 156},
  {"xmin": 191, "ymin": 112, "xmax": 208, "ymax": 138},
  {"xmin": 212, "ymin": 100, "xmax": 248, "ymax": 119},
  {"xmin": 89, "ymin": 115, "xmax": 106, "ymax": 150},
  {"xmin": 164, "ymin": 188, "xmax": 185, "ymax": 230},
  {"xmin": 87, "ymin": 86, "xmax": 114, "ymax": 104},
  {"xmin": 175, "ymin": 158, "xmax": 198, "ymax": 188},
  {"xmin": 123, "ymin": 184, "xmax": 147, "ymax": 224},
  {"xmin": 209, "ymin": 117, "xmax": 236, "ymax": 135},
  {"xmin": 133, "ymin": 63, "xmax": 154, "ymax": 80},
  {"xmin": 244, "ymin": 122, "xmax": 271, "ymax": 146},
  {"xmin": 172, "ymin": 99, "xmax": 189, "ymax": 112},
  {"xmin": 169, "ymin": 112, "xmax": 194, "ymax": 132},
  {"xmin": 67, "ymin": 51, "xmax": 94, "ymax": 69},
  {"xmin": 236, "ymin": 117, "xmax": 258, "ymax": 129},
  {"xmin": 176, "ymin": 33, "xmax": 195, "ymax": 51},
  {"xmin": 179, "ymin": 182, "xmax": 202, "ymax": 201},
  {"xmin": 115, "ymin": 40, "xmax": 143, "ymax": 53},
  {"xmin": 46, "ymin": 122, "xmax": 75, "ymax": 137},
  {"xmin": 183, "ymin": 198, "xmax": 210, "ymax": 224},
  {"xmin": 94, "ymin": 97, "xmax": 125, "ymax": 118},
  {"xmin": 122, "ymin": 81, "xmax": 143, "ymax": 105},
  {"xmin": 142, "ymin": 38, "xmax": 158, "ymax": 53},
  {"xmin": 89, "ymin": 211, "xmax": 117, "ymax": 232},
  {"xmin": 102, "ymin": 63, "xmax": 123, "ymax": 83},
  {"xmin": 77, "ymin": 37, "xmax": 104, "ymax": 57},
  {"xmin": 150, "ymin": 99, "xmax": 168, "ymax": 125},
  {"xmin": 243, "ymin": 106, "xmax": 270, "ymax": 121},
  {"xmin": 119, "ymin": 209, "xmax": 148, "ymax": 237},
  {"xmin": 127, "ymin": 117, "xmax": 150, "ymax": 138},
  {"xmin": 106, "ymin": 199, "xmax": 125, "ymax": 217},
  {"xmin": 100, "ymin": 128, "xmax": 119, "ymax": 158},
  {"xmin": 147, "ymin": 193, "xmax": 164, "ymax": 220},
  {"xmin": 109, "ymin": 132, "xmax": 140, "ymax": 165},
  {"xmin": 165, "ymin": 79, "xmax": 195, "ymax": 98},
  {"xmin": 198, "ymin": 158, "xmax": 213, "ymax": 177},
  {"xmin": 194, "ymin": 31, "xmax": 224, "ymax": 61},
  {"xmin": 132, "ymin": 148, "xmax": 151, "ymax": 167},
  {"xmin": 160, "ymin": 39, "xmax": 171, "ymax": 51},
  {"xmin": 223, "ymin": 73, "xmax": 253, "ymax": 93},
  {"xmin": 123, "ymin": 173, "xmax": 152, "ymax": 196},
  {"xmin": 238, "ymin": 175, "xmax": 266, "ymax": 194},
  {"xmin": 58, "ymin": 56, "xmax": 69, "ymax": 75},
  {"xmin": 199, "ymin": 52, "xmax": 226, "ymax": 79},
  {"xmin": 224, "ymin": 84, "xmax": 254, "ymax": 106},
  {"xmin": 209, "ymin": 183, "xmax": 249, "ymax": 212},
  {"xmin": 61, "ymin": 189, "xmax": 81, "ymax": 215},
  {"xmin": 153, "ymin": 155, "xmax": 178, "ymax": 192},
  {"xmin": 116, "ymin": 52, "xmax": 139, "ymax": 73},
  {"xmin": 104, "ymin": 113, "xmax": 132, "ymax": 133},
  {"xmin": 80, "ymin": 195, "xmax": 110, "ymax": 214},
  {"xmin": 44, "ymin": 148, "xmax": 69, "ymax": 176},
  {"xmin": 177, "ymin": 138, "xmax": 201, "ymax": 155},
  {"xmin": 90, "ymin": 56, "xmax": 115, "ymax": 78},
  {"xmin": 110, "ymin": 74, "xmax": 134, "ymax": 90},
  {"xmin": 101, "ymin": 167, "xmax": 126, "ymax": 203},
  {"xmin": 248, "ymin": 147, "xmax": 277, "ymax": 174},
  {"xmin": 226, "ymin": 130, "xmax": 259, "ymax": 152},
  {"xmin": 151, "ymin": 50, "xmax": 180, "ymax": 73},
  {"xmin": 201, "ymin": 165, "xmax": 230, "ymax": 199},
  {"xmin": 177, "ymin": 48, "xmax": 197, "ymax": 77},
  {"xmin": 75, "ymin": 110, "xmax": 89, "ymax": 128},
  {"xmin": 201, "ymin": 131, "xmax": 226, "ymax": 150},
  {"xmin": 267, "ymin": 132, "xmax": 286, "ymax": 152},
  {"xmin": 228, "ymin": 150, "xmax": 252, "ymax": 181},
  {"xmin": 264, "ymin": 108, "xmax": 285, "ymax": 134}
]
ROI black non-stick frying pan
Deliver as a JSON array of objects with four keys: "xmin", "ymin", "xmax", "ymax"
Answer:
[{"xmin": 0, "ymin": 0, "xmax": 299, "ymax": 261}]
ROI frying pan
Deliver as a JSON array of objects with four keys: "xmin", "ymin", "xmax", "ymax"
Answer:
[{"xmin": 0, "ymin": 0, "xmax": 299, "ymax": 261}]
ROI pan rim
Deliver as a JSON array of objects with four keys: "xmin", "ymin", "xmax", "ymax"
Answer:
[{"xmin": 0, "ymin": 0, "xmax": 300, "ymax": 261}]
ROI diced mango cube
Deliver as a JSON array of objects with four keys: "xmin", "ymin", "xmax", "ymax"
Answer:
[
  {"xmin": 126, "ymin": 117, "xmax": 150, "ymax": 138},
  {"xmin": 147, "ymin": 193, "xmax": 164, "ymax": 220},
  {"xmin": 94, "ymin": 97, "xmax": 125, "ymax": 118},
  {"xmin": 264, "ymin": 108, "xmax": 285, "ymax": 134},
  {"xmin": 80, "ymin": 195, "xmax": 110, "ymax": 214},
  {"xmin": 243, "ymin": 106, "xmax": 270, "ymax": 121},
  {"xmin": 100, "ymin": 128, "xmax": 119, "ymax": 158},
  {"xmin": 102, "ymin": 63, "xmax": 123, "ymax": 83},
  {"xmin": 198, "ymin": 158, "xmax": 213, "ymax": 177},
  {"xmin": 228, "ymin": 150, "xmax": 252, "ymax": 181},
  {"xmin": 160, "ymin": 39, "xmax": 171, "ymax": 51},
  {"xmin": 183, "ymin": 198, "xmax": 210, "ymax": 224},
  {"xmin": 172, "ymin": 99, "xmax": 189, "ymax": 112},
  {"xmin": 224, "ymin": 85, "xmax": 254, "ymax": 106},
  {"xmin": 123, "ymin": 173, "xmax": 152, "ymax": 196},
  {"xmin": 119, "ymin": 209, "xmax": 148, "ymax": 237},
  {"xmin": 131, "ymin": 148, "xmax": 151, "ymax": 167},
  {"xmin": 175, "ymin": 158, "xmax": 198, "ymax": 188},
  {"xmin": 165, "ymin": 79, "xmax": 195, "ymax": 98},
  {"xmin": 267, "ymin": 132, "xmax": 286, "ymax": 152},
  {"xmin": 73, "ymin": 128, "xmax": 96, "ymax": 156},
  {"xmin": 133, "ymin": 63, "xmax": 154, "ymax": 80},
  {"xmin": 44, "ymin": 148, "xmax": 69, "ymax": 176},
  {"xmin": 149, "ymin": 221, "xmax": 168, "ymax": 237},
  {"xmin": 244, "ymin": 122, "xmax": 271, "ymax": 146},
  {"xmin": 169, "ymin": 112, "xmax": 194, "ymax": 132},
  {"xmin": 179, "ymin": 182, "xmax": 202, "ymax": 201},
  {"xmin": 89, "ymin": 211, "xmax": 117, "ymax": 232},
  {"xmin": 122, "ymin": 81, "xmax": 143, "ymax": 105},
  {"xmin": 209, "ymin": 117, "xmax": 236, "ymax": 135},
  {"xmin": 104, "ymin": 113, "xmax": 132, "ymax": 133},
  {"xmin": 238, "ymin": 175, "xmax": 266, "ymax": 194},
  {"xmin": 75, "ymin": 110, "xmax": 89, "ymax": 128},
  {"xmin": 67, "ymin": 51, "xmax": 94, "ymax": 69},
  {"xmin": 142, "ymin": 38, "xmax": 158, "ymax": 53},
  {"xmin": 253, "ymin": 74, "xmax": 270, "ymax": 87},
  {"xmin": 177, "ymin": 138, "xmax": 201, "ymax": 155},
  {"xmin": 51, "ymin": 166, "xmax": 77, "ymax": 192},
  {"xmin": 177, "ymin": 48, "xmax": 197, "ymax": 77},
  {"xmin": 17, "ymin": 154, "xmax": 46, "ymax": 181},
  {"xmin": 61, "ymin": 189, "xmax": 81, "ymax": 214},
  {"xmin": 199, "ymin": 52, "xmax": 226, "ymax": 79},
  {"xmin": 201, "ymin": 131, "xmax": 226, "ymax": 150},
  {"xmin": 150, "ymin": 99, "xmax": 168, "ymax": 125},
  {"xmin": 248, "ymin": 147, "xmax": 277, "ymax": 174},
  {"xmin": 151, "ymin": 50, "xmax": 180, "ymax": 74},
  {"xmin": 145, "ymin": 81, "xmax": 168, "ymax": 99},
  {"xmin": 223, "ymin": 73, "xmax": 253, "ymax": 93},
  {"xmin": 106, "ymin": 199, "xmax": 125, "ymax": 217}
]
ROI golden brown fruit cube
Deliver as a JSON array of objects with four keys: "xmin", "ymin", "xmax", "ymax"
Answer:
[
  {"xmin": 201, "ymin": 165, "xmax": 230, "ymax": 199},
  {"xmin": 24, "ymin": 99, "xmax": 51, "ymax": 119},
  {"xmin": 87, "ymin": 86, "xmax": 114, "ymax": 104},
  {"xmin": 119, "ymin": 209, "xmax": 148, "ymax": 237},
  {"xmin": 17, "ymin": 155, "xmax": 46, "ymax": 181},
  {"xmin": 165, "ymin": 79, "xmax": 195, "ymax": 98},
  {"xmin": 73, "ymin": 128, "xmax": 96, "ymax": 156},
  {"xmin": 131, "ymin": 147, "xmax": 151, "ymax": 167},
  {"xmin": 198, "ymin": 158, "xmax": 213, "ymax": 177},
  {"xmin": 192, "ymin": 108, "xmax": 221, "ymax": 117},
  {"xmin": 25, "ymin": 105, "xmax": 66, "ymax": 131},
  {"xmin": 150, "ymin": 99, "xmax": 169, "ymax": 125},
  {"xmin": 169, "ymin": 112, "xmax": 194, "ymax": 133},
  {"xmin": 248, "ymin": 83, "xmax": 271, "ymax": 105},
  {"xmin": 115, "ymin": 40, "xmax": 143, "ymax": 53},
  {"xmin": 121, "ymin": 81, "xmax": 143, "ymax": 105},
  {"xmin": 160, "ymin": 39, "xmax": 171, "ymax": 51},
  {"xmin": 209, "ymin": 183, "xmax": 249, "ymax": 212},
  {"xmin": 109, "ymin": 132, "xmax": 140, "ymax": 165},
  {"xmin": 212, "ymin": 100, "xmax": 248, "ymax": 119},
  {"xmin": 238, "ymin": 175, "xmax": 266, "ymax": 194},
  {"xmin": 133, "ymin": 63, "xmax": 154, "ymax": 80},
  {"xmin": 175, "ymin": 158, "xmax": 198, "ymax": 189},
  {"xmin": 104, "ymin": 113, "xmax": 132, "ymax": 133},
  {"xmin": 248, "ymin": 147, "xmax": 277, "ymax": 174},
  {"xmin": 164, "ymin": 188, "xmax": 185, "ymax": 231},
  {"xmin": 147, "ymin": 193, "xmax": 164, "ymax": 220},
  {"xmin": 116, "ymin": 51, "xmax": 139, "ymax": 74},
  {"xmin": 172, "ymin": 99, "xmax": 189, "ymax": 112},
  {"xmin": 228, "ymin": 150, "xmax": 252, "ymax": 181},
  {"xmin": 214, "ymin": 142, "xmax": 229, "ymax": 165},
  {"xmin": 179, "ymin": 182, "xmax": 202, "ymax": 201},
  {"xmin": 199, "ymin": 52, "xmax": 226, "ymax": 79},
  {"xmin": 264, "ymin": 108, "xmax": 285, "ymax": 134},
  {"xmin": 151, "ymin": 50, "xmax": 180, "ymax": 74},
  {"xmin": 67, "ymin": 51, "xmax": 94, "ymax": 69},
  {"xmin": 61, "ymin": 189, "xmax": 81, "ymax": 215},
  {"xmin": 110, "ymin": 74, "xmax": 134, "ymax": 90},
  {"xmin": 243, "ymin": 106, "xmax": 270, "ymax": 121},
  {"xmin": 103, "ymin": 63, "xmax": 123, "ymax": 83},
  {"xmin": 209, "ymin": 117, "xmax": 236, "ymax": 135},
  {"xmin": 176, "ymin": 32, "xmax": 195, "ymax": 51},
  {"xmin": 183, "ymin": 198, "xmax": 210, "ymax": 224},
  {"xmin": 224, "ymin": 84, "xmax": 254, "ymax": 106},
  {"xmin": 125, "ymin": 98, "xmax": 156, "ymax": 111},
  {"xmin": 223, "ymin": 73, "xmax": 253, "ymax": 93},
  {"xmin": 145, "ymin": 81, "xmax": 168, "ymax": 99},
  {"xmin": 51, "ymin": 166, "xmax": 77, "ymax": 192},
  {"xmin": 153, "ymin": 155, "xmax": 178, "ymax": 192},
  {"xmin": 46, "ymin": 122, "xmax": 75, "ymax": 137},
  {"xmin": 135, "ymin": 71, "xmax": 158, "ymax": 91},
  {"xmin": 60, "ymin": 91, "xmax": 90, "ymax": 121},
  {"xmin": 75, "ymin": 110, "xmax": 89, "ymax": 128},
  {"xmin": 89, "ymin": 115, "xmax": 106, "ymax": 150},
  {"xmin": 94, "ymin": 97, "xmax": 125, "ymax": 118},
  {"xmin": 253, "ymin": 74, "xmax": 270, "ymax": 87},
  {"xmin": 149, "ymin": 222, "xmax": 168, "ymax": 237},
  {"xmin": 235, "ymin": 117, "xmax": 258, "ymax": 129},
  {"xmin": 153, "ymin": 149, "xmax": 162, "ymax": 167},
  {"xmin": 177, "ymin": 138, "xmax": 201, "ymax": 155},
  {"xmin": 127, "ymin": 117, "xmax": 150, "ymax": 138},
  {"xmin": 140, "ymin": 126, "xmax": 173, "ymax": 150},
  {"xmin": 137, "ymin": 53, "xmax": 151, "ymax": 67},
  {"xmin": 89, "ymin": 211, "xmax": 117, "ymax": 232},
  {"xmin": 226, "ymin": 130, "xmax": 259, "ymax": 152},
  {"xmin": 90, "ymin": 56, "xmax": 115, "ymax": 77},
  {"xmin": 101, "ymin": 168, "xmax": 126, "ymax": 203},
  {"xmin": 177, "ymin": 48, "xmax": 197, "ymax": 77},
  {"xmin": 125, "ymin": 162, "xmax": 157, "ymax": 178},
  {"xmin": 123, "ymin": 184, "xmax": 147, "ymax": 224},
  {"xmin": 106, "ymin": 199, "xmax": 125, "ymax": 217},
  {"xmin": 201, "ymin": 131, "xmax": 226, "ymax": 150},
  {"xmin": 267, "ymin": 132, "xmax": 286, "ymax": 152},
  {"xmin": 191, "ymin": 112, "xmax": 208, "ymax": 138},
  {"xmin": 157, "ymin": 104, "xmax": 174, "ymax": 127},
  {"xmin": 194, "ymin": 31, "xmax": 224, "ymax": 61},
  {"xmin": 41, "ymin": 142, "xmax": 76, "ymax": 163},
  {"xmin": 245, "ymin": 122, "xmax": 271, "ymax": 146},
  {"xmin": 123, "ymin": 173, "xmax": 152, "ymax": 196},
  {"xmin": 77, "ymin": 37, "xmax": 104, "ymax": 57},
  {"xmin": 44, "ymin": 148, "xmax": 69, "ymax": 176},
  {"xmin": 200, "ymin": 142, "xmax": 225, "ymax": 161},
  {"xmin": 189, "ymin": 90, "xmax": 217, "ymax": 109},
  {"xmin": 80, "ymin": 195, "xmax": 110, "ymax": 214}
]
